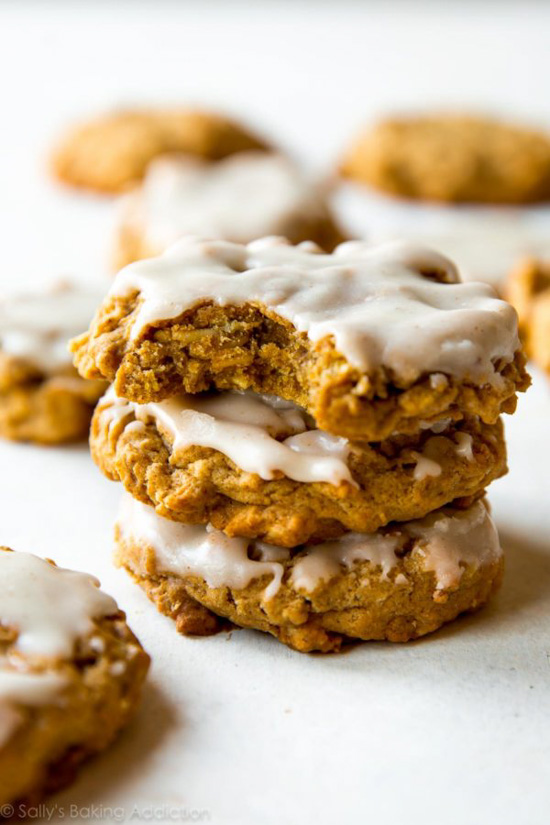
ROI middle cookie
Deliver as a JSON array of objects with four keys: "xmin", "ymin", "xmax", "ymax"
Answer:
[{"xmin": 91, "ymin": 387, "xmax": 506, "ymax": 546}]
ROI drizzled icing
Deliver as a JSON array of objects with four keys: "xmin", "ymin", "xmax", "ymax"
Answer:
[
  {"xmin": 0, "ymin": 550, "xmax": 119, "ymax": 738},
  {"xmin": 122, "ymin": 152, "xmax": 334, "ymax": 248},
  {"xmin": 290, "ymin": 533, "xmax": 400, "ymax": 591},
  {"xmin": 407, "ymin": 503, "xmax": 502, "ymax": 591},
  {"xmin": 0, "ymin": 551, "xmax": 117, "ymax": 658},
  {"xmin": 110, "ymin": 236, "xmax": 519, "ymax": 384},
  {"xmin": 99, "ymin": 386, "xmax": 354, "ymax": 486},
  {"xmin": 411, "ymin": 431, "xmax": 474, "ymax": 481},
  {"xmin": 0, "ymin": 281, "xmax": 104, "ymax": 373},
  {"xmin": 118, "ymin": 495, "xmax": 501, "ymax": 599},
  {"xmin": 117, "ymin": 493, "xmax": 289, "ymax": 601}
]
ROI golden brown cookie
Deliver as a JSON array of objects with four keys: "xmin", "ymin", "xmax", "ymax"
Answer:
[
  {"xmin": 0, "ymin": 364, "xmax": 105, "ymax": 445},
  {"xmin": 71, "ymin": 237, "xmax": 529, "ymax": 441},
  {"xmin": 115, "ymin": 494, "xmax": 504, "ymax": 653},
  {"xmin": 52, "ymin": 109, "xmax": 268, "ymax": 194},
  {"xmin": 341, "ymin": 114, "xmax": 550, "ymax": 204},
  {"xmin": 0, "ymin": 283, "xmax": 107, "ymax": 444},
  {"xmin": 113, "ymin": 152, "xmax": 346, "ymax": 269},
  {"xmin": 506, "ymin": 257, "xmax": 550, "ymax": 373},
  {"xmin": 0, "ymin": 548, "xmax": 149, "ymax": 810},
  {"xmin": 91, "ymin": 387, "xmax": 506, "ymax": 546}
]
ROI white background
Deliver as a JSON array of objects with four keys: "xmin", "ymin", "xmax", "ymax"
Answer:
[{"xmin": 0, "ymin": 3, "xmax": 549, "ymax": 824}]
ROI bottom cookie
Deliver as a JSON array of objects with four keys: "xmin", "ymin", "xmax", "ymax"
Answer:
[
  {"xmin": 115, "ymin": 494, "xmax": 503, "ymax": 654},
  {"xmin": 0, "ymin": 548, "xmax": 149, "ymax": 810}
]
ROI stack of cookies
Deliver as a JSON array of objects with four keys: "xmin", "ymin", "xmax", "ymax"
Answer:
[{"xmin": 71, "ymin": 236, "xmax": 529, "ymax": 653}]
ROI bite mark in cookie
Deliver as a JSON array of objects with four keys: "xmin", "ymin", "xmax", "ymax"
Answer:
[{"xmin": 72, "ymin": 236, "xmax": 528, "ymax": 440}]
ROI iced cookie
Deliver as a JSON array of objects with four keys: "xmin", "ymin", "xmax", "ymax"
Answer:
[
  {"xmin": 506, "ymin": 257, "xmax": 550, "ymax": 373},
  {"xmin": 71, "ymin": 236, "xmax": 529, "ymax": 441},
  {"xmin": 92, "ymin": 386, "xmax": 506, "ymax": 546},
  {"xmin": 340, "ymin": 114, "xmax": 550, "ymax": 204},
  {"xmin": 0, "ymin": 282, "xmax": 107, "ymax": 444},
  {"xmin": 0, "ymin": 548, "xmax": 149, "ymax": 810},
  {"xmin": 52, "ymin": 109, "xmax": 268, "ymax": 194},
  {"xmin": 114, "ymin": 152, "xmax": 346, "ymax": 268},
  {"xmin": 115, "ymin": 494, "xmax": 503, "ymax": 653}
]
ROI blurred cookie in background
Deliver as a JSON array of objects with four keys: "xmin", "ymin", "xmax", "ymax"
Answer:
[
  {"xmin": 506, "ymin": 257, "xmax": 550, "ymax": 375},
  {"xmin": 334, "ymin": 185, "xmax": 550, "ymax": 288},
  {"xmin": 0, "ymin": 281, "xmax": 107, "ymax": 444},
  {"xmin": 337, "ymin": 113, "xmax": 550, "ymax": 286},
  {"xmin": 51, "ymin": 107, "xmax": 269, "ymax": 194},
  {"xmin": 340, "ymin": 113, "xmax": 550, "ymax": 204},
  {"xmin": 114, "ymin": 152, "xmax": 346, "ymax": 268}
]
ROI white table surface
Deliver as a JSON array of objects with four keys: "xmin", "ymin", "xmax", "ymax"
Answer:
[{"xmin": 0, "ymin": 3, "xmax": 549, "ymax": 823}]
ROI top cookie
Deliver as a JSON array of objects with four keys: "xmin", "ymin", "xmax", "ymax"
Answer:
[
  {"xmin": 341, "ymin": 114, "xmax": 550, "ymax": 204},
  {"xmin": 51, "ymin": 108, "xmax": 268, "ymax": 193},
  {"xmin": 114, "ymin": 151, "xmax": 345, "ymax": 268},
  {"xmin": 71, "ymin": 236, "xmax": 528, "ymax": 440}
]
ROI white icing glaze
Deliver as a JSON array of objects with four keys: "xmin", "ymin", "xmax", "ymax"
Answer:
[
  {"xmin": 111, "ymin": 236, "xmax": 519, "ymax": 385},
  {"xmin": 412, "ymin": 451, "xmax": 442, "ymax": 481},
  {"xmin": 117, "ymin": 493, "xmax": 290, "ymax": 601},
  {"xmin": 0, "ymin": 281, "xmax": 104, "ymax": 373},
  {"xmin": 122, "ymin": 152, "xmax": 333, "ymax": 249},
  {"xmin": 408, "ymin": 501, "xmax": 502, "ymax": 590},
  {"xmin": 0, "ymin": 551, "xmax": 118, "ymax": 730},
  {"xmin": 0, "ymin": 671, "xmax": 67, "ymax": 705},
  {"xmin": 117, "ymin": 494, "xmax": 501, "ymax": 599},
  {"xmin": 99, "ymin": 386, "xmax": 354, "ymax": 486},
  {"xmin": 0, "ymin": 671, "xmax": 68, "ymax": 747},
  {"xmin": 412, "ymin": 430, "xmax": 476, "ymax": 480},
  {"xmin": 0, "ymin": 551, "xmax": 117, "ymax": 658},
  {"xmin": 454, "ymin": 432, "xmax": 474, "ymax": 460},
  {"xmin": 290, "ymin": 533, "xmax": 400, "ymax": 591}
]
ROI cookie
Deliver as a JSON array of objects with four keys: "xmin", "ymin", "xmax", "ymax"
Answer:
[
  {"xmin": 52, "ymin": 109, "xmax": 268, "ymax": 194},
  {"xmin": 114, "ymin": 152, "xmax": 346, "ymax": 269},
  {"xmin": 506, "ymin": 257, "xmax": 550, "ymax": 373},
  {"xmin": 115, "ymin": 494, "xmax": 504, "ymax": 653},
  {"xmin": 340, "ymin": 114, "xmax": 550, "ymax": 204},
  {"xmin": 0, "ymin": 282, "xmax": 107, "ymax": 444},
  {"xmin": 0, "ymin": 548, "xmax": 149, "ymax": 810},
  {"xmin": 92, "ymin": 386, "xmax": 506, "ymax": 546},
  {"xmin": 71, "ymin": 236, "xmax": 529, "ymax": 441}
]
